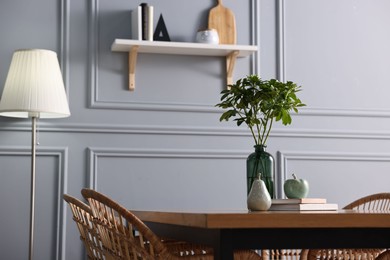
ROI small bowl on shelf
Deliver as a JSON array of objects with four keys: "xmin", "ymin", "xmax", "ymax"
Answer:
[{"xmin": 195, "ymin": 28, "xmax": 219, "ymax": 44}]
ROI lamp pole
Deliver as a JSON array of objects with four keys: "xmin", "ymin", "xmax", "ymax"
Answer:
[{"xmin": 29, "ymin": 116, "xmax": 37, "ymax": 260}]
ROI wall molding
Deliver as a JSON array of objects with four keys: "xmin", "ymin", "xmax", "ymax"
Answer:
[
  {"xmin": 4, "ymin": 122, "xmax": 390, "ymax": 141},
  {"xmin": 251, "ymin": 0, "xmax": 261, "ymax": 74},
  {"xmin": 88, "ymin": 148, "xmax": 390, "ymax": 203},
  {"xmin": 87, "ymin": 0, "xmax": 259, "ymax": 113},
  {"xmin": 0, "ymin": 146, "xmax": 68, "ymax": 260},
  {"xmin": 276, "ymin": 0, "xmax": 286, "ymax": 81},
  {"xmin": 276, "ymin": 150, "xmax": 390, "ymax": 198},
  {"xmin": 86, "ymin": 0, "xmax": 390, "ymax": 117},
  {"xmin": 88, "ymin": 0, "xmax": 99, "ymax": 110},
  {"xmin": 275, "ymin": 1, "xmax": 390, "ymax": 118},
  {"xmin": 0, "ymin": 121, "xmax": 388, "ymax": 140},
  {"xmin": 87, "ymin": 147, "xmax": 250, "ymax": 189},
  {"xmin": 60, "ymin": 0, "xmax": 70, "ymax": 96}
]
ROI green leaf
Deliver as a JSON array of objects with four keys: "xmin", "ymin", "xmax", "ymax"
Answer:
[{"xmin": 215, "ymin": 74, "xmax": 305, "ymax": 145}]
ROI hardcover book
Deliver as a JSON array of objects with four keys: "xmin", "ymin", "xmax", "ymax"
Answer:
[
  {"xmin": 131, "ymin": 6, "xmax": 142, "ymax": 40},
  {"xmin": 146, "ymin": 5, "xmax": 154, "ymax": 41},
  {"xmin": 271, "ymin": 198, "xmax": 327, "ymax": 204},
  {"xmin": 140, "ymin": 3, "xmax": 154, "ymax": 41},
  {"xmin": 269, "ymin": 203, "xmax": 338, "ymax": 211}
]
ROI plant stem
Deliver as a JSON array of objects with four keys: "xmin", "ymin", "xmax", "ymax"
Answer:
[
  {"xmin": 243, "ymin": 104, "xmax": 258, "ymax": 145},
  {"xmin": 263, "ymin": 117, "xmax": 274, "ymax": 145},
  {"xmin": 256, "ymin": 122, "xmax": 261, "ymax": 145}
]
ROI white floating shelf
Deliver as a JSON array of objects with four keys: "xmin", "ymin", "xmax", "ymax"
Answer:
[{"xmin": 111, "ymin": 39, "xmax": 258, "ymax": 90}]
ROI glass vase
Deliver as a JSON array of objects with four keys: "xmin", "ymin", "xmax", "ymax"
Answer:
[{"xmin": 246, "ymin": 145, "xmax": 275, "ymax": 198}]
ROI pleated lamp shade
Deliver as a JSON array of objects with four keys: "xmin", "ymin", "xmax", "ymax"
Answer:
[{"xmin": 0, "ymin": 49, "xmax": 70, "ymax": 118}]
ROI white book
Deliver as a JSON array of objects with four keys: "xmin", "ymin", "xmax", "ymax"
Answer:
[
  {"xmin": 272, "ymin": 198, "xmax": 327, "ymax": 204},
  {"xmin": 269, "ymin": 203, "xmax": 338, "ymax": 211},
  {"xmin": 131, "ymin": 6, "xmax": 142, "ymax": 40},
  {"xmin": 147, "ymin": 5, "xmax": 154, "ymax": 41}
]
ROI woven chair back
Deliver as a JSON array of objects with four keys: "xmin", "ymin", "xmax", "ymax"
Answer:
[
  {"xmin": 80, "ymin": 189, "xmax": 263, "ymax": 260},
  {"xmin": 262, "ymin": 249, "xmax": 303, "ymax": 260},
  {"xmin": 63, "ymin": 194, "xmax": 105, "ymax": 260},
  {"xmin": 343, "ymin": 192, "xmax": 390, "ymax": 211},
  {"xmin": 305, "ymin": 192, "xmax": 390, "ymax": 260},
  {"xmin": 81, "ymin": 188, "xmax": 173, "ymax": 259}
]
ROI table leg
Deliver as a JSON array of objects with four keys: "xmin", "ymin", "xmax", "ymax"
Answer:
[{"xmin": 215, "ymin": 229, "xmax": 235, "ymax": 260}]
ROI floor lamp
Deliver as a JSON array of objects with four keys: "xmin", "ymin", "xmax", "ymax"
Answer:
[{"xmin": 0, "ymin": 49, "xmax": 70, "ymax": 260}]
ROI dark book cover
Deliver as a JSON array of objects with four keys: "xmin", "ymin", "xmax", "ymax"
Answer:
[{"xmin": 140, "ymin": 3, "xmax": 148, "ymax": 40}]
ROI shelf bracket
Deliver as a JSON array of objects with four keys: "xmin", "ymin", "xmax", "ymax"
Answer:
[
  {"xmin": 128, "ymin": 46, "xmax": 139, "ymax": 91},
  {"xmin": 226, "ymin": 50, "xmax": 239, "ymax": 88}
]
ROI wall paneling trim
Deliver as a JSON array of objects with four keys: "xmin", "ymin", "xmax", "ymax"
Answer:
[
  {"xmin": 88, "ymin": 0, "xmax": 259, "ymax": 113},
  {"xmin": 0, "ymin": 146, "xmax": 68, "ymax": 260}
]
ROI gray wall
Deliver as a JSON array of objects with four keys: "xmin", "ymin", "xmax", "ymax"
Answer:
[{"xmin": 1, "ymin": 0, "xmax": 390, "ymax": 259}]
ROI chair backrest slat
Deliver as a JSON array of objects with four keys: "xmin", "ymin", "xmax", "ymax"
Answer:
[
  {"xmin": 343, "ymin": 192, "xmax": 390, "ymax": 211},
  {"xmin": 80, "ymin": 188, "xmax": 261, "ymax": 260},
  {"xmin": 306, "ymin": 192, "xmax": 390, "ymax": 260},
  {"xmin": 63, "ymin": 194, "xmax": 106, "ymax": 260},
  {"xmin": 81, "ymin": 188, "xmax": 169, "ymax": 259}
]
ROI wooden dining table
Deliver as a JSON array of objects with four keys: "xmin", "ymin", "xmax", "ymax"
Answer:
[{"xmin": 132, "ymin": 209, "xmax": 390, "ymax": 260}]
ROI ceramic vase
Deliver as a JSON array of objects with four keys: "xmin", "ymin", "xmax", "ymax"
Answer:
[{"xmin": 247, "ymin": 177, "xmax": 272, "ymax": 211}]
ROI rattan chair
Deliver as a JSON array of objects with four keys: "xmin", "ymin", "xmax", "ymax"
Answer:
[
  {"xmin": 63, "ymin": 194, "xmax": 106, "ymax": 260},
  {"xmin": 262, "ymin": 249, "xmax": 305, "ymax": 260},
  {"xmin": 303, "ymin": 193, "xmax": 390, "ymax": 260},
  {"xmin": 81, "ymin": 188, "xmax": 262, "ymax": 260},
  {"xmin": 376, "ymin": 250, "xmax": 390, "ymax": 260}
]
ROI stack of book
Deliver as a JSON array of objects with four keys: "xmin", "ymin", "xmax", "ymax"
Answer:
[
  {"xmin": 269, "ymin": 198, "xmax": 338, "ymax": 211},
  {"xmin": 131, "ymin": 3, "xmax": 154, "ymax": 41}
]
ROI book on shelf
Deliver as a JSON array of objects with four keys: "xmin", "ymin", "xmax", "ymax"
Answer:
[
  {"xmin": 131, "ymin": 3, "xmax": 154, "ymax": 41},
  {"xmin": 271, "ymin": 198, "xmax": 327, "ymax": 204},
  {"xmin": 146, "ymin": 5, "xmax": 154, "ymax": 41},
  {"xmin": 131, "ymin": 6, "xmax": 142, "ymax": 40},
  {"xmin": 269, "ymin": 203, "xmax": 338, "ymax": 211},
  {"xmin": 140, "ymin": 3, "xmax": 154, "ymax": 41}
]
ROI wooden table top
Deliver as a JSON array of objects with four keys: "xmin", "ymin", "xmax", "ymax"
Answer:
[{"xmin": 132, "ymin": 209, "xmax": 390, "ymax": 229}]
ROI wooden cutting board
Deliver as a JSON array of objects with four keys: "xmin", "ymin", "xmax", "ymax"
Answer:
[{"xmin": 208, "ymin": 0, "xmax": 236, "ymax": 45}]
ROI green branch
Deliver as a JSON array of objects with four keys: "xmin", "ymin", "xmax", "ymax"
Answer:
[{"xmin": 215, "ymin": 75, "xmax": 306, "ymax": 147}]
